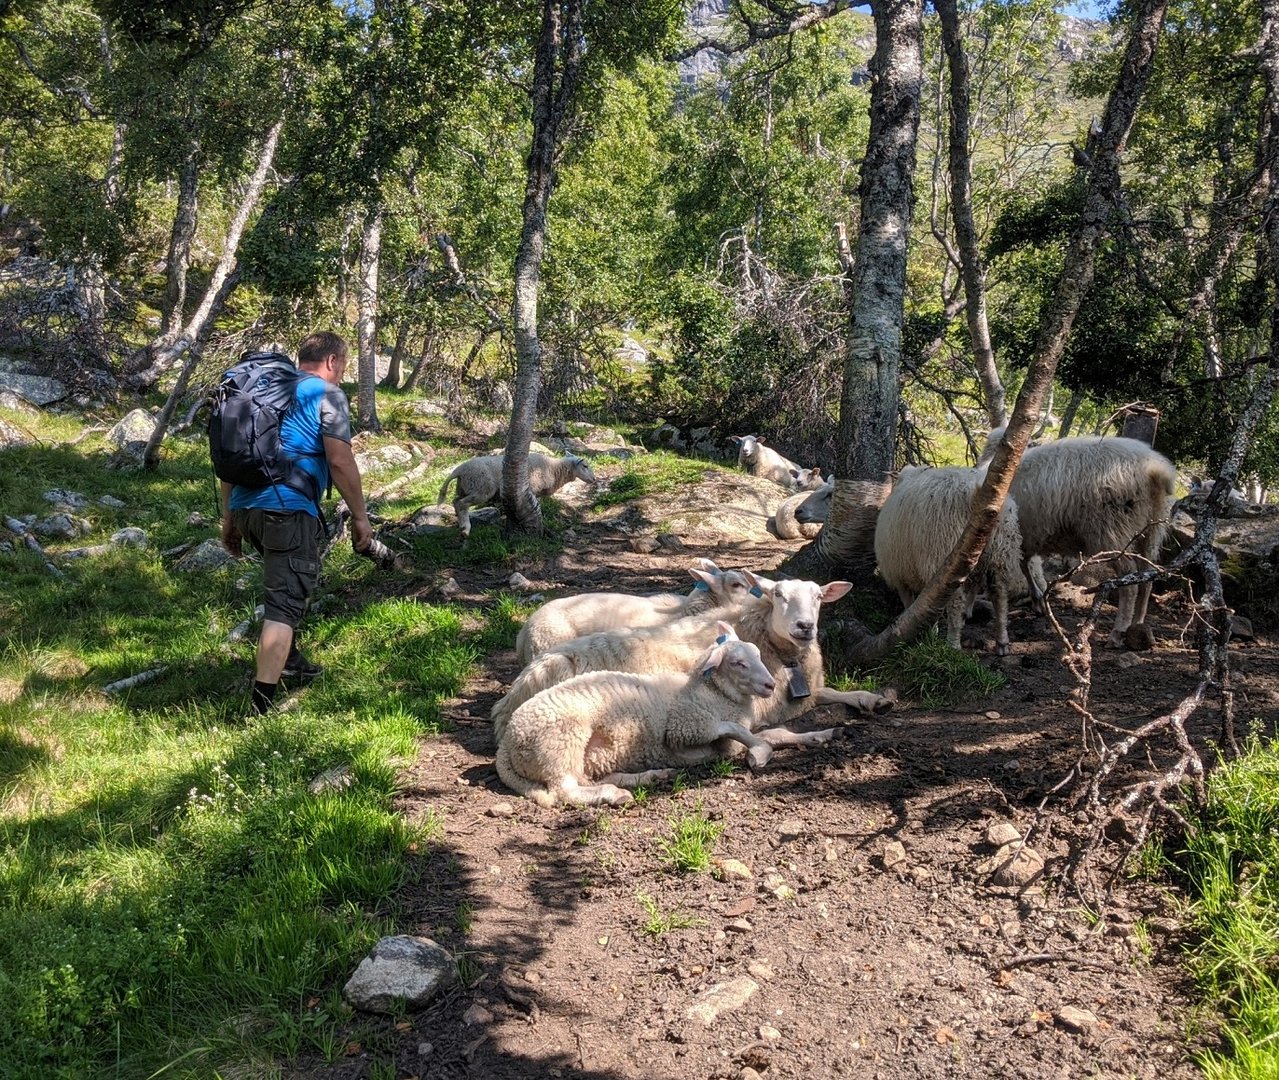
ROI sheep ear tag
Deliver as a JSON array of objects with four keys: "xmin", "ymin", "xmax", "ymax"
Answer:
[{"xmin": 783, "ymin": 662, "xmax": 811, "ymax": 700}]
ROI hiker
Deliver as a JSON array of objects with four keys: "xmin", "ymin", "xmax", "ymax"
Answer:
[{"xmin": 217, "ymin": 331, "xmax": 373, "ymax": 714}]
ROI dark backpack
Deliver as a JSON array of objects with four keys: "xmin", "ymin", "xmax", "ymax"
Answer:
[{"xmin": 208, "ymin": 352, "xmax": 322, "ymax": 506}]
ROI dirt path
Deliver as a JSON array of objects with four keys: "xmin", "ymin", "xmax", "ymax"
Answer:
[{"xmin": 300, "ymin": 495, "xmax": 1279, "ymax": 1080}]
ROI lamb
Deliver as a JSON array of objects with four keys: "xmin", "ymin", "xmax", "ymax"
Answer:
[
  {"xmin": 437, "ymin": 451, "xmax": 596, "ymax": 537},
  {"xmin": 514, "ymin": 558, "xmax": 755, "ymax": 663},
  {"xmin": 492, "ymin": 572, "xmax": 894, "ymax": 743},
  {"xmin": 874, "ymin": 465, "xmax": 1026, "ymax": 655},
  {"xmin": 774, "ymin": 475, "xmax": 835, "ymax": 538},
  {"xmin": 979, "ymin": 428, "xmax": 1176, "ymax": 647},
  {"xmin": 731, "ymin": 435, "xmax": 813, "ymax": 490},
  {"xmin": 496, "ymin": 624, "xmax": 840, "ymax": 807}
]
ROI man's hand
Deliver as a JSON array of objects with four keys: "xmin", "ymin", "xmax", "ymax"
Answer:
[
  {"xmin": 221, "ymin": 513, "xmax": 243, "ymax": 557},
  {"xmin": 351, "ymin": 516, "xmax": 373, "ymax": 554}
]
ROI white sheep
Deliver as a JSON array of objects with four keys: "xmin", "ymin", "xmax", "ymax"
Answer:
[
  {"xmin": 437, "ymin": 451, "xmax": 596, "ymax": 537},
  {"xmin": 979, "ymin": 428, "xmax": 1176, "ymax": 647},
  {"xmin": 496, "ymin": 624, "xmax": 830, "ymax": 807},
  {"xmin": 874, "ymin": 465, "xmax": 1026, "ymax": 655},
  {"xmin": 514, "ymin": 559, "xmax": 754, "ymax": 664},
  {"xmin": 774, "ymin": 475, "xmax": 835, "ymax": 538},
  {"xmin": 491, "ymin": 572, "xmax": 894, "ymax": 743},
  {"xmin": 731, "ymin": 435, "xmax": 811, "ymax": 490}
]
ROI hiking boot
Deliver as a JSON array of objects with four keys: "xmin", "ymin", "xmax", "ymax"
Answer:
[{"xmin": 281, "ymin": 650, "xmax": 324, "ymax": 681}]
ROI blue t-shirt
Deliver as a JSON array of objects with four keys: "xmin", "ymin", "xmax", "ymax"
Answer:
[{"xmin": 228, "ymin": 372, "xmax": 353, "ymax": 517}]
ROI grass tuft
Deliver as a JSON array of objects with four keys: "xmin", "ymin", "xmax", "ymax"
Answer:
[
  {"xmin": 658, "ymin": 806, "xmax": 723, "ymax": 873},
  {"xmin": 870, "ymin": 630, "xmax": 1005, "ymax": 707}
]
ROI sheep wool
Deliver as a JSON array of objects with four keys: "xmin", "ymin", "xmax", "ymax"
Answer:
[{"xmin": 437, "ymin": 451, "xmax": 596, "ymax": 536}]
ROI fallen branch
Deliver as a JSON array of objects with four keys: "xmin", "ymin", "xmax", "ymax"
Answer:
[
  {"xmin": 103, "ymin": 667, "xmax": 167, "ymax": 694},
  {"xmin": 227, "ymin": 604, "xmax": 266, "ymax": 643},
  {"xmin": 1000, "ymin": 952, "xmax": 1119, "ymax": 973},
  {"xmin": 366, "ymin": 455, "xmax": 433, "ymax": 502},
  {"xmin": 4, "ymin": 515, "xmax": 65, "ymax": 579}
]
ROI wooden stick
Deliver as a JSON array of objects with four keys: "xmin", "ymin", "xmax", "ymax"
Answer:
[
  {"xmin": 4, "ymin": 516, "xmax": 65, "ymax": 579},
  {"xmin": 103, "ymin": 667, "xmax": 167, "ymax": 694}
]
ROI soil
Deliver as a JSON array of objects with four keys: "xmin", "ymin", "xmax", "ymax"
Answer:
[{"xmin": 298, "ymin": 465, "xmax": 1279, "ymax": 1080}]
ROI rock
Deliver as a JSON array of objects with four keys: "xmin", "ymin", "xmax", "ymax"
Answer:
[
  {"xmin": 0, "ymin": 389, "xmax": 38, "ymax": 412},
  {"xmin": 416, "ymin": 1041, "xmax": 434, "ymax": 1057},
  {"xmin": 342, "ymin": 936, "xmax": 457, "ymax": 1013},
  {"xmin": 629, "ymin": 536, "xmax": 660, "ymax": 554},
  {"xmin": 758, "ymin": 1024, "xmax": 782, "ymax": 1043},
  {"xmin": 508, "ymin": 572, "xmax": 534, "ymax": 591},
  {"xmin": 1114, "ymin": 652, "xmax": 1144, "ymax": 669},
  {"xmin": 746, "ymin": 960, "xmax": 775, "ymax": 982},
  {"xmin": 656, "ymin": 533, "xmax": 685, "ymax": 552},
  {"xmin": 35, "ymin": 513, "xmax": 90, "ymax": 539},
  {"xmin": 776, "ymin": 818, "xmax": 805, "ymax": 840},
  {"xmin": 489, "ymin": 381, "xmax": 514, "ymax": 412},
  {"xmin": 715, "ymin": 858, "xmax": 752, "ymax": 881},
  {"xmin": 98, "ymin": 495, "xmax": 127, "ymax": 509},
  {"xmin": 486, "ymin": 802, "xmax": 516, "ymax": 818},
  {"xmin": 739, "ymin": 1069, "xmax": 763, "ymax": 1080},
  {"xmin": 725, "ymin": 918, "xmax": 753, "ymax": 933},
  {"xmin": 0, "ymin": 416, "xmax": 34, "ymax": 450},
  {"xmin": 107, "ymin": 409, "xmax": 158, "ymax": 459},
  {"xmin": 1055, "ymin": 1006, "xmax": 1098, "ymax": 1032},
  {"xmin": 989, "ymin": 842, "xmax": 1045, "ymax": 887},
  {"xmin": 1230, "ymin": 614, "xmax": 1255, "ymax": 641},
  {"xmin": 462, "ymin": 1002, "xmax": 494, "ymax": 1025},
  {"xmin": 309, "ymin": 764, "xmax": 355, "ymax": 795},
  {"xmin": 882, "ymin": 840, "xmax": 907, "ymax": 869},
  {"xmin": 685, "ymin": 976, "xmax": 759, "ymax": 1028},
  {"xmin": 0, "ymin": 371, "xmax": 68, "ymax": 406},
  {"xmin": 986, "ymin": 822, "xmax": 1022, "ymax": 848},
  {"xmin": 60, "ymin": 544, "xmax": 112, "ymax": 560},
  {"xmin": 651, "ymin": 423, "xmax": 686, "ymax": 451},
  {"xmin": 404, "ymin": 398, "xmax": 448, "ymax": 417},
  {"xmin": 175, "ymin": 538, "xmax": 238, "ymax": 572},
  {"xmin": 43, "ymin": 489, "xmax": 90, "ymax": 509},
  {"xmin": 616, "ymin": 336, "xmax": 648, "ymax": 365},
  {"xmin": 111, "ymin": 527, "xmax": 149, "ymax": 548},
  {"xmin": 439, "ymin": 577, "xmax": 463, "ymax": 598}
]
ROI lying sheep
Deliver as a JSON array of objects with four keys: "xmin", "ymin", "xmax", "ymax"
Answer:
[
  {"xmin": 492, "ymin": 572, "xmax": 894, "ymax": 743},
  {"xmin": 496, "ymin": 624, "xmax": 836, "ymax": 807},
  {"xmin": 775, "ymin": 475, "xmax": 835, "ymax": 538},
  {"xmin": 437, "ymin": 451, "xmax": 596, "ymax": 537},
  {"xmin": 980, "ymin": 428, "xmax": 1176, "ymax": 647},
  {"xmin": 731, "ymin": 435, "xmax": 812, "ymax": 490},
  {"xmin": 515, "ymin": 559, "xmax": 753, "ymax": 664},
  {"xmin": 874, "ymin": 466, "xmax": 1025, "ymax": 655}
]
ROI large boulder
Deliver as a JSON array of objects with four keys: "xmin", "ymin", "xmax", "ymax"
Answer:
[
  {"xmin": 107, "ymin": 409, "xmax": 158, "ymax": 460},
  {"xmin": 0, "ymin": 370, "xmax": 68, "ymax": 406}
]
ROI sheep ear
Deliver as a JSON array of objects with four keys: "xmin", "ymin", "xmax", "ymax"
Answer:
[
  {"xmin": 714, "ymin": 620, "xmax": 737, "ymax": 641},
  {"xmin": 728, "ymin": 435, "xmax": 743, "ymax": 445},
  {"xmin": 821, "ymin": 580, "xmax": 854, "ymax": 603},
  {"xmin": 742, "ymin": 570, "xmax": 772, "ymax": 599},
  {"xmin": 689, "ymin": 568, "xmax": 716, "ymax": 591},
  {"xmin": 789, "ymin": 468, "xmax": 800, "ymax": 479},
  {"xmin": 698, "ymin": 557, "xmax": 722, "ymax": 574}
]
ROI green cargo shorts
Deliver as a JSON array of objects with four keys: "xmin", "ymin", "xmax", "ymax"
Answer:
[{"xmin": 232, "ymin": 508, "xmax": 325, "ymax": 628}]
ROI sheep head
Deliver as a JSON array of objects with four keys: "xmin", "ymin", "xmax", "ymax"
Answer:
[
  {"xmin": 700, "ymin": 623, "xmax": 776, "ymax": 698},
  {"xmin": 743, "ymin": 572, "xmax": 852, "ymax": 646}
]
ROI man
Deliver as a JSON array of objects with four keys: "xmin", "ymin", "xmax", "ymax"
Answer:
[{"xmin": 220, "ymin": 331, "xmax": 372, "ymax": 714}]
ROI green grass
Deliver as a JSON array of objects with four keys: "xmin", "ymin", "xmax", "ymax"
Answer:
[
  {"xmin": 590, "ymin": 451, "xmax": 719, "ymax": 508},
  {"xmin": 1180, "ymin": 736, "xmax": 1279, "ymax": 1079},
  {"xmin": 658, "ymin": 806, "xmax": 723, "ymax": 873},
  {"xmin": 870, "ymin": 630, "xmax": 1006, "ymax": 707},
  {"xmin": 0, "ymin": 421, "xmax": 519, "ymax": 1078},
  {"xmin": 635, "ymin": 890, "xmax": 704, "ymax": 936}
]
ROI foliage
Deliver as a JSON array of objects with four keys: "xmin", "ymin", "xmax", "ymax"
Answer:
[
  {"xmin": 871, "ymin": 630, "xmax": 1006, "ymax": 707},
  {"xmin": 635, "ymin": 890, "xmax": 704, "ymax": 936},
  {"xmin": 658, "ymin": 806, "xmax": 723, "ymax": 873}
]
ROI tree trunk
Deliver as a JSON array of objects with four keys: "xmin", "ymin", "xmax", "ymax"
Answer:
[
  {"xmin": 502, "ymin": 0, "xmax": 584, "ymax": 535},
  {"xmin": 357, "ymin": 204, "xmax": 383, "ymax": 432},
  {"xmin": 142, "ymin": 270, "xmax": 242, "ymax": 470},
  {"xmin": 160, "ymin": 144, "xmax": 201, "ymax": 341},
  {"xmin": 125, "ymin": 117, "xmax": 284, "ymax": 390},
  {"xmin": 1058, "ymin": 388, "xmax": 1084, "ymax": 439},
  {"xmin": 404, "ymin": 329, "xmax": 438, "ymax": 393},
  {"xmin": 848, "ymin": 0, "xmax": 1169, "ymax": 665},
  {"xmin": 381, "ymin": 320, "xmax": 410, "ymax": 389},
  {"xmin": 785, "ymin": 0, "xmax": 924, "ymax": 580},
  {"xmin": 936, "ymin": 0, "xmax": 1004, "ymax": 429}
]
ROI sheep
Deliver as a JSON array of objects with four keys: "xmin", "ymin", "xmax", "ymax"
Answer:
[
  {"xmin": 496, "ymin": 624, "xmax": 840, "ymax": 807},
  {"xmin": 437, "ymin": 451, "xmax": 596, "ymax": 537},
  {"xmin": 873, "ymin": 466, "xmax": 1026, "ymax": 655},
  {"xmin": 731, "ymin": 435, "xmax": 812, "ymax": 490},
  {"xmin": 979, "ymin": 427, "xmax": 1176, "ymax": 647},
  {"xmin": 514, "ymin": 558, "xmax": 754, "ymax": 664},
  {"xmin": 491, "ymin": 572, "xmax": 894, "ymax": 743},
  {"xmin": 775, "ymin": 475, "xmax": 835, "ymax": 538}
]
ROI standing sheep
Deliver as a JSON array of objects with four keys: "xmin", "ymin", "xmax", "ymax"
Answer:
[
  {"xmin": 874, "ymin": 465, "xmax": 1026, "ymax": 655},
  {"xmin": 497, "ymin": 625, "xmax": 822, "ymax": 807},
  {"xmin": 437, "ymin": 451, "xmax": 596, "ymax": 537},
  {"xmin": 491, "ymin": 573, "xmax": 894, "ymax": 743},
  {"xmin": 514, "ymin": 559, "xmax": 754, "ymax": 663},
  {"xmin": 979, "ymin": 428, "xmax": 1176, "ymax": 648}
]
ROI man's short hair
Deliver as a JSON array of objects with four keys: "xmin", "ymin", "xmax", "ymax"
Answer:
[{"xmin": 298, "ymin": 331, "xmax": 348, "ymax": 367}]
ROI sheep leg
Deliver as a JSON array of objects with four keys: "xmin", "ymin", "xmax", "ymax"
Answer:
[
  {"xmin": 992, "ymin": 586, "xmax": 1010, "ymax": 656},
  {"xmin": 813, "ymin": 687, "xmax": 895, "ymax": 715},
  {"xmin": 670, "ymin": 720, "xmax": 774, "ymax": 770},
  {"xmin": 755, "ymin": 726, "xmax": 838, "ymax": 748},
  {"xmin": 557, "ymin": 776, "xmax": 634, "ymax": 807},
  {"xmin": 1022, "ymin": 554, "xmax": 1046, "ymax": 613},
  {"xmin": 945, "ymin": 591, "xmax": 967, "ymax": 650},
  {"xmin": 595, "ymin": 767, "xmax": 679, "ymax": 789},
  {"xmin": 453, "ymin": 495, "xmax": 477, "ymax": 538}
]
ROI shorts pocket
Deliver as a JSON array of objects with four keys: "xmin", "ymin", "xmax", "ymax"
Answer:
[
  {"xmin": 288, "ymin": 556, "xmax": 320, "ymax": 579},
  {"xmin": 261, "ymin": 512, "xmax": 301, "ymax": 553}
]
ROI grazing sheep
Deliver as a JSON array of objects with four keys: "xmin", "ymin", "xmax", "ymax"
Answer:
[
  {"xmin": 775, "ymin": 475, "xmax": 835, "ymax": 538},
  {"xmin": 437, "ymin": 451, "xmax": 596, "ymax": 537},
  {"xmin": 496, "ymin": 624, "xmax": 832, "ymax": 807},
  {"xmin": 514, "ymin": 559, "xmax": 754, "ymax": 664},
  {"xmin": 979, "ymin": 428, "xmax": 1176, "ymax": 647},
  {"xmin": 874, "ymin": 466, "xmax": 1026, "ymax": 655},
  {"xmin": 492, "ymin": 572, "xmax": 894, "ymax": 743},
  {"xmin": 731, "ymin": 435, "xmax": 811, "ymax": 490}
]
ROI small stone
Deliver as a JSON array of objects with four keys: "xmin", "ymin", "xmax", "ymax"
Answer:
[
  {"xmin": 685, "ymin": 976, "xmax": 759, "ymax": 1028},
  {"xmin": 43, "ymin": 489, "xmax": 90, "ymax": 509},
  {"xmin": 98, "ymin": 495, "xmax": 127, "ymax": 508},
  {"xmin": 629, "ymin": 536, "xmax": 660, "ymax": 554},
  {"xmin": 526, "ymin": 593, "xmax": 545, "ymax": 604},
  {"xmin": 508, "ymin": 572, "xmax": 534, "ymax": 590},
  {"xmin": 725, "ymin": 919, "xmax": 753, "ymax": 933},
  {"xmin": 747, "ymin": 960, "xmax": 775, "ymax": 981},
  {"xmin": 1230, "ymin": 614, "xmax": 1254, "ymax": 641},
  {"xmin": 739, "ymin": 1069, "xmax": 763, "ymax": 1080},
  {"xmin": 656, "ymin": 533, "xmax": 685, "ymax": 552},
  {"xmin": 486, "ymin": 801, "xmax": 516, "ymax": 818},
  {"xmin": 715, "ymin": 858, "xmax": 752, "ymax": 881},
  {"xmin": 882, "ymin": 841, "xmax": 907, "ymax": 869},
  {"xmin": 1123, "ymin": 623, "xmax": 1156, "ymax": 651},
  {"xmin": 1056, "ymin": 1006, "xmax": 1098, "ymax": 1032},
  {"xmin": 777, "ymin": 818, "xmax": 804, "ymax": 840},
  {"xmin": 342, "ymin": 936, "xmax": 456, "ymax": 1014},
  {"xmin": 1115, "ymin": 652, "xmax": 1144, "ymax": 669},
  {"xmin": 309, "ymin": 764, "xmax": 355, "ymax": 795},
  {"xmin": 989, "ymin": 843, "xmax": 1045, "ymax": 887},
  {"xmin": 439, "ymin": 577, "xmax": 463, "ymax": 597},
  {"xmin": 984, "ymin": 710, "xmax": 1001, "ymax": 720},
  {"xmin": 111, "ymin": 527, "xmax": 149, "ymax": 548},
  {"xmin": 564, "ymin": 529, "xmax": 578, "ymax": 542},
  {"xmin": 758, "ymin": 1024, "xmax": 782, "ymax": 1043},
  {"xmin": 986, "ymin": 822, "xmax": 1022, "ymax": 847},
  {"xmin": 909, "ymin": 866, "xmax": 932, "ymax": 885},
  {"xmin": 416, "ymin": 1041, "xmax": 434, "ymax": 1057},
  {"xmin": 462, "ymin": 1003, "xmax": 493, "ymax": 1025},
  {"xmin": 186, "ymin": 511, "xmax": 207, "ymax": 527},
  {"xmin": 35, "ymin": 513, "xmax": 87, "ymax": 539}
]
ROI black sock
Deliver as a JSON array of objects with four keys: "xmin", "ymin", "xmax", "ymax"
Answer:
[{"xmin": 252, "ymin": 680, "xmax": 278, "ymax": 714}]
